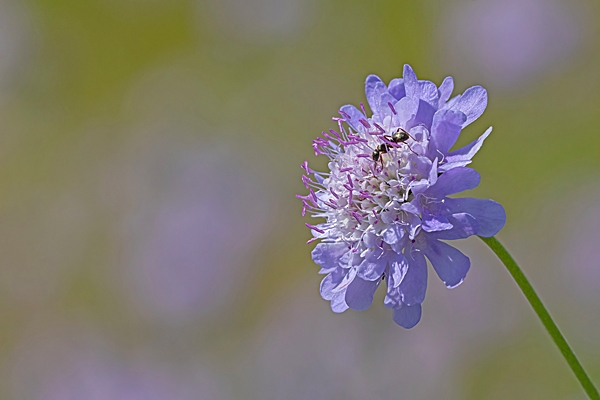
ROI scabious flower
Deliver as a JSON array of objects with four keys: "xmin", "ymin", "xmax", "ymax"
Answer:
[{"xmin": 298, "ymin": 64, "xmax": 506, "ymax": 328}]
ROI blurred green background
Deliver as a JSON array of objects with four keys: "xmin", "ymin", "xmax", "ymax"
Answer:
[{"xmin": 0, "ymin": 0, "xmax": 599, "ymax": 398}]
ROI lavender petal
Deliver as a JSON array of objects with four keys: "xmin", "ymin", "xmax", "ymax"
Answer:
[
  {"xmin": 423, "ymin": 238, "xmax": 470, "ymax": 288},
  {"xmin": 345, "ymin": 276, "xmax": 382, "ymax": 311},
  {"xmin": 445, "ymin": 197, "xmax": 507, "ymax": 237},
  {"xmin": 425, "ymin": 167, "xmax": 480, "ymax": 198},
  {"xmin": 399, "ymin": 250, "xmax": 427, "ymax": 306},
  {"xmin": 392, "ymin": 303, "xmax": 422, "ymax": 329}
]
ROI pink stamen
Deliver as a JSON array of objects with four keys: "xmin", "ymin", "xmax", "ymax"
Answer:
[
  {"xmin": 359, "ymin": 119, "xmax": 371, "ymax": 128},
  {"xmin": 305, "ymin": 223, "xmax": 325, "ymax": 234},
  {"xmin": 350, "ymin": 211, "xmax": 362, "ymax": 222},
  {"xmin": 373, "ymin": 123, "xmax": 386, "ymax": 134},
  {"xmin": 302, "ymin": 199, "xmax": 316, "ymax": 211},
  {"xmin": 301, "ymin": 175, "xmax": 312, "ymax": 188},
  {"xmin": 329, "ymin": 129, "xmax": 341, "ymax": 139},
  {"xmin": 340, "ymin": 167, "xmax": 353, "ymax": 173},
  {"xmin": 387, "ymin": 102, "xmax": 397, "ymax": 115},
  {"xmin": 301, "ymin": 161, "xmax": 313, "ymax": 174},
  {"xmin": 309, "ymin": 188, "xmax": 318, "ymax": 203},
  {"xmin": 321, "ymin": 131, "xmax": 335, "ymax": 140},
  {"xmin": 312, "ymin": 145, "xmax": 322, "ymax": 156},
  {"xmin": 360, "ymin": 102, "xmax": 366, "ymax": 115},
  {"xmin": 381, "ymin": 136, "xmax": 399, "ymax": 147},
  {"xmin": 339, "ymin": 110, "xmax": 351, "ymax": 120}
]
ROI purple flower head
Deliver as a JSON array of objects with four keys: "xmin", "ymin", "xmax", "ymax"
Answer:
[{"xmin": 299, "ymin": 64, "xmax": 506, "ymax": 328}]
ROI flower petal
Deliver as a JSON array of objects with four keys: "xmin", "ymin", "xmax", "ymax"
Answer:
[
  {"xmin": 339, "ymin": 249, "xmax": 363, "ymax": 268},
  {"xmin": 399, "ymin": 250, "xmax": 427, "ymax": 306},
  {"xmin": 403, "ymin": 64, "xmax": 418, "ymax": 98},
  {"xmin": 400, "ymin": 201, "xmax": 420, "ymax": 215},
  {"xmin": 382, "ymin": 222, "xmax": 406, "ymax": 245},
  {"xmin": 384, "ymin": 282, "xmax": 401, "ymax": 309},
  {"xmin": 429, "ymin": 109, "xmax": 467, "ymax": 156},
  {"xmin": 417, "ymin": 81, "xmax": 439, "ymax": 106},
  {"xmin": 357, "ymin": 247, "xmax": 387, "ymax": 281},
  {"xmin": 390, "ymin": 254, "xmax": 409, "ymax": 288},
  {"xmin": 423, "ymin": 238, "xmax": 470, "ymax": 288},
  {"xmin": 444, "ymin": 198, "xmax": 506, "ymax": 237},
  {"xmin": 428, "ymin": 157, "xmax": 438, "ymax": 186},
  {"xmin": 333, "ymin": 266, "xmax": 358, "ymax": 293},
  {"xmin": 425, "ymin": 167, "xmax": 480, "ymax": 198},
  {"xmin": 311, "ymin": 242, "xmax": 348, "ymax": 271},
  {"xmin": 442, "ymin": 127, "xmax": 493, "ymax": 171},
  {"xmin": 450, "ymin": 86, "xmax": 488, "ymax": 127},
  {"xmin": 392, "ymin": 303, "xmax": 422, "ymax": 329},
  {"xmin": 388, "ymin": 78, "xmax": 405, "ymax": 100},
  {"xmin": 400, "ymin": 213, "xmax": 422, "ymax": 241},
  {"xmin": 394, "ymin": 96, "xmax": 419, "ymax": 127},
  {"xmin": 438, "ymin": 76, "xmax": 454, "ymax": 106},
  {"xmin": 429, "ymin": 212, "xmax": 479, "ymax": 240},
  {"xmin": 422, "ymin": 210, "xmax": 453, "ymax": 232},
  {"xmin": 330, "ymin": 290, "xmax": 349, "ymax": 313},
  {"xmin": 365, "ymin": 74, "xmax": 385, "ymax": 112},
  {"xmin": 345, "ymin": 276, "xmax": 382, "ymax": 311},
  {"xmin": 320, "ymin": 270, "xmax": 344, "ymax": 300},
  {"xmin": 412, "ymin": 100, "xmax": 436, "ymax": 129},
  {"xmin": 339, "ymin": 104, "xmax": 365, "ymax": 132},
  {"xmin": 372, "ymin": 92, "xmax": 400, "ymax": 124}
]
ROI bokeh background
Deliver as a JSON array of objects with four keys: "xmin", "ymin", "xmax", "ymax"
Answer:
[{"xmin": 0, "ymin": 0, "xmax": 599, "ymax": 399}]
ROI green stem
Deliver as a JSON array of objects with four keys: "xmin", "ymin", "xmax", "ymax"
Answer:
[{"xmin": 479, "ymin": 236, "xmax": 599, "ymax": 400}]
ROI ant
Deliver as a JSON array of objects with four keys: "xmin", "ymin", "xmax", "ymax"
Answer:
[{"xmin": 371, "ymin": 127, "xmax": 416, "ymax": 168}]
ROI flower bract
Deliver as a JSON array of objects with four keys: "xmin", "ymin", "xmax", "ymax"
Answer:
[{"xmin": 298, "ymin": 64, "xmax": 506, "ymax": 328}]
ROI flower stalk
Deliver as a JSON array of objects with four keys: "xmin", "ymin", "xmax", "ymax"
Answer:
[{"xmin": 480, "ymin": 236, "xmax": 599, "ymax": 400}]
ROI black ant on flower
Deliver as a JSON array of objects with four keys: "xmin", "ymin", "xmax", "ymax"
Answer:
[{"xmin": 371, "ymin": 127, "xmax": 417, "ymax": 168}]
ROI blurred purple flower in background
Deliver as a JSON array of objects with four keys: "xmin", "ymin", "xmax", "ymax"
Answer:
[
  {"xmin": 201, "ymin": 0, "xmax": 316, "ymax": 45},
  {"xmin": 7, "ymin": 324, "xmax": 228, "ymax": 399},
  {"xmin": 561, "ymin": 186, "xmax": 600, "ymax": 305},
  {"xmin": 106, "ymin": 132, "xmax": 274, "ymax": 326},
  {"xmin": 243, "ymin": 283, "xmax": 459, "ymax": 399},
  {"xmin": 438, "ymin": 0, "xmax": 589, "ymax": 90},
  {"xmin": 299, "ymin": 65, "xmax": 505, "ymax": 328},
  {"xmin": 0, "ymin": 0, "xmax": 33, "ymax": 95}
]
